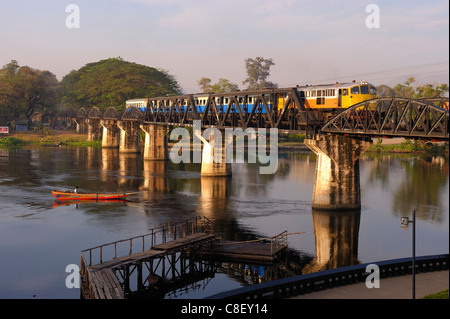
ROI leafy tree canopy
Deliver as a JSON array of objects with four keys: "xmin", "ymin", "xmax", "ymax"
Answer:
[
  {"xmin": 242, "ymin": 57, "xmax": 277, "ymax": 90},
  {"xmin": 197, "ymin": 77, "xmax": 239, "ymax": 93},
  {"xmin": 0, "ymin": 60, "xmax": 60, "ymax": 125},
  {"xmin": 61, "ymin": 57, "xmax": 182, "ymax": 110},
  {"xmin": 385, "ymin": 77, "xmax": 449, "ymax": 99}
]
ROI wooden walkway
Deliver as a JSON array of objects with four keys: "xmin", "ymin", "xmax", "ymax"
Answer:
[
  {"xmin": 210, "ymin": 241, "xmax": 286, "ymax": 263},
  {"xmin": 80, "ymin": 217, "xmax": 217, "ymax": 299},
  {"xmin": 83, "ymin": 233, "xmax": 216, "ymax": 299},
  {"xmin": 80, "ymin": 218, "xmax": 291, "ymax": 299}
]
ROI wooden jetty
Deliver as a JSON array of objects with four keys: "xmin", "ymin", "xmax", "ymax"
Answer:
[
  {"xmin": 204, "ymin": 231, "xmax": 290, "ymax": 264},
  {"xmin": 80, "ymin": 217, "xmax": 291, "ymax": 299},
  {"xmin": 80, "ymin": 217, "xmax": 218, "ymax": 299}
]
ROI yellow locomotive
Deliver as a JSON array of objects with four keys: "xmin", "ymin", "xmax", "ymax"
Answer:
[{"xmin": 283, "ymin": 81, "xmax": 377, "ymax": 110}]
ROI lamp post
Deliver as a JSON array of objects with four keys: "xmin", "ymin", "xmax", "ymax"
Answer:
[{"xmin": 401, "ymin": 210, "xmax": 416, "ymax": 299}]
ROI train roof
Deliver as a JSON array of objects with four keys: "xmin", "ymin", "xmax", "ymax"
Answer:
[
  {"xmin": 125, "ymin": 81, "xmax": 375, "ymax": 103},
  {"xmin": 126, "ymin": 98, "xmax": 148, "ymax": 102},
  {"xmin": 297, "ymin": 81, "xmax": 375, "ymax": 90}
]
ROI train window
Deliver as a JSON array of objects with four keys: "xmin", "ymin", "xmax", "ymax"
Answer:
[
  {"xmin": 370, "ymin": 86, "xmax": 376, "ymax": 95},
  {"xmin": 343, "ymin": 89, "xmax": 348, "ymax": 96},
  {"xmin": 351, "ymin": 86, "xmax": 360, "ymax": 94},
  {"xmin": 316, "ymin": 97, "xmax": 325, "ymax": 105},
  {"xmin": 360, "ymin": 85, "xmax": 369, "ymax": 94}
]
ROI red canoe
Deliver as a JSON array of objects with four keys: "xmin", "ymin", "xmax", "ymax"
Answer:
[{"xmin": 52, "ymin": 190, "xmax": 133, "ymax": 200}]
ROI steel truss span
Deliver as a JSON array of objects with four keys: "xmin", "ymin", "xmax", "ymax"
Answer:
[
  {"xmin": 77, "ymin": 92, "xmax": 448, "ymax": 140},
  {"xmin": 142, "ymin": 88, "xmax": 321, "ymax": 133},
  {"xmin": 320, "ymin": 98, "xmax": 449, "ymax": 141}
]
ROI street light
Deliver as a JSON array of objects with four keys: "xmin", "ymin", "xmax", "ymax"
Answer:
[{"xmin": 401, "ymin": 210, "xmax": 416, "ymax": 299}]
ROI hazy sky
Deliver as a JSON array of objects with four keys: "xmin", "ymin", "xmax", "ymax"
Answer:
[{"xmin": 0, "ymin": 0, "xmax": 448, "ymax": 93}]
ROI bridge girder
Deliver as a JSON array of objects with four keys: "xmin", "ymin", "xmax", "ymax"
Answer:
[
  {"xmin": 73, "ymin": 96, "xmax": 448, "ymax": 140},
  {"xmin": 320, "ymin": 98, "xmax": 449, "ymax": 141}
]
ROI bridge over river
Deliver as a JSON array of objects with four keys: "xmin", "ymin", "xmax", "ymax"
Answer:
[{"xmin": 73, "ymin": 90, "xmax": 448, "ymax": 211}]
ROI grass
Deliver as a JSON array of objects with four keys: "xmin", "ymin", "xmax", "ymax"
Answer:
[
  {"xmin": 422, "ymin": 289, "xmax": 449, "ymax": 299},
  {"xmin": 0, "ymin": 136, "xmax": 27, "ymax": 146},
  {"xmin": 1, "ymin": 130, "xmax": 101, "ymax": 148},
  {"xmin": 368, "ymin": 139, "xmax": 448, "ymax": 154}
]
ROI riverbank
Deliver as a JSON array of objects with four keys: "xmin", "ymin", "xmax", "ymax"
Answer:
[
  {"xmin": 1, "ymin": 130, "xmax": 448, "ymax": 155},
  {"xmin": 0, "ymin": 130, "xmax": 99, "ymax": 147}
]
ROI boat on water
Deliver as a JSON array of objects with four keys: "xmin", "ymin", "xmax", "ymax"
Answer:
[{"xmin": 52, "ymin": 190, "xmax": 134, "ymax": 200}]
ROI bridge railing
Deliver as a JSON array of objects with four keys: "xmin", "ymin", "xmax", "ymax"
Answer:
[{"xmin": 205, "ymin": 254, "xmax": 449, "ymax": 299}]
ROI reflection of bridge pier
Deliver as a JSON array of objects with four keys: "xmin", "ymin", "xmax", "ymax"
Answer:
[
  {"xmin": 305, "ymin": 134, "xmax": 372, "ymax": 210},
  {"xmin": 141, "ymin": 160, "xmax": 169, "ymax": 201},
  {"xmin": 117, "ymin": 153, "xmax": 141, "ymax": 189},
  {"xmin": 100, "ymin": 148, "xmax": 119, "ymax": 182},
  {"xmin": 197, "ymin": 177, "xmax": 231, "ymax": 219},
  {"xmin": 303, "ymin": 209, "xmax": 361, "ymax": 274}
]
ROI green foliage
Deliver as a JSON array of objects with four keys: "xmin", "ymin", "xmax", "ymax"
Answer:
[
  {"xmin": 388, "ymin": 77, "xmax": 449, "ymax": 99},
  {"xmin": 0, "ymin": 60, "xmax": 60, "ymax": 125},
  {"xmin": 279, "ymin": 133, "xmax": 305, "ymax": 143},
  {"xmin": 197, "ymin": 77, "xmax": 239, "ymax": 93},
  {"xmin": 422, "ymin": 289, "xmax": 449, "ymax": 299},
  {"xmin": 61, "ymin": 57, "xmax": 182, "ymax": 111},
  {"xmin": 61, "ymin": 139, "xmax": 101, "ymax": 147},
  {"xmin": 369, "ymin": 139, "xmax": 448, "ymax": 154},
  {"xmin": 0, "ymin": 137, "xmax": 27, "ymax": 146}
]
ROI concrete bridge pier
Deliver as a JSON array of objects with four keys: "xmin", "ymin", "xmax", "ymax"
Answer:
[
  {"xmin": 200, "ymin": 131, "xmax": 232, "ymax": 177},
  {"xmin": 117, "ymin": 121, "xmax": 141, "ymax": 153},
  {"xmin": 74, "ymin": 118, "xmax": 87, "ymax": 134},
  {"xmin": 305, "ymin": 134, "xmax": 372, "ymax": 210},
  {"xmin": 86, "ymin": 118, "xmax": 102, "ymax": 141},
  {"xmin": 101, "ymin": 120, "xmax": 119, "ymax": 148},
  {"xmin": 140, "ymin": 124, "xmax": 169, "ymax": 160}
]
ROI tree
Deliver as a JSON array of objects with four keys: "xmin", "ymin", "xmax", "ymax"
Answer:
[
  {"xmin": 393, "ymin": 77, "xmax": 448, "ymax": 99},
  {"xmin": 375, "ymin": 84, "xmax": 395, "ymax": 97},
  {"xmin": 198, "ymin": 77, "xmax": 212, "ymax": 93},
  {"xmin": 393, "ymin": 77, "xmax": 417, "ymax": 98},
  {"xmin": 61, "ymin": 57, "xmax": 182, "ymax": 111},
  {"xmin": 0, "ymin": 60, "xmax": 60, "ymax": 127},
  {"xmin": 242, "ymin": 57, "xmax": 277, "ymax": 90},
  {"xmin": 198, "ymin": 77, "xmax": 239, "ymax": 93},
  {"xmin": 415, "ymin": 83, "xmax": 449, "ymax": 98}
]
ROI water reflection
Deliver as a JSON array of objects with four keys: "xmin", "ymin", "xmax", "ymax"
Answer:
[
  {"xmin": 0, "ymin": 146, "xmax": 448, "ymax": 299},
  {"xmin": 303, "ymin": 209, "xmax": 360, "ymax": 274},
  {"xmin": 197, "ymin": 177, "xmax": 231, "ymax": 219},
  {"xmin": 364, "ymin": 154, "xmax": 449, "ymax": 222}
]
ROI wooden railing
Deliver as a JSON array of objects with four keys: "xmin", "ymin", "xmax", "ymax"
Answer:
[
  {"xmin": 270, "ymin": 231, "xmax": 288, "ymax": 254},
  {"xmin": 81, "ymin": 216, "xmax": 214, "ymax": 267}
]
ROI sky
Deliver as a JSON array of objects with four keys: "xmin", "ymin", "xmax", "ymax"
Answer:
[{"xmin": 0, "ymin": 0, "xmax": 448, "ymax": 94}]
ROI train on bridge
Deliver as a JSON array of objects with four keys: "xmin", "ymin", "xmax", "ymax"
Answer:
[{"xmin": 125, "ymin": 80, "xmax": 377, "ymax": 118}]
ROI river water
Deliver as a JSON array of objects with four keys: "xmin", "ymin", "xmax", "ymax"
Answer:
[{"xmin": 0, "ymin": 145, "xmax": 448, "ymax": 299}]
